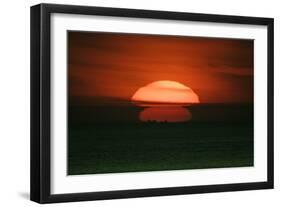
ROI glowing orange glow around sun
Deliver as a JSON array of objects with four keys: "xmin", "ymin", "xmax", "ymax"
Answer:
[{"xmin": 131, "ymin": 80, "xmax": 200, "ymax": 104}]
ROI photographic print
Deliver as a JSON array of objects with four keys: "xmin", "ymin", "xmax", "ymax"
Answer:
[
  {"xmin": 31, "ymin": 4, "xmax": 273, "ymax": 203},
  {"xmin": 67, "ymin": 32, "xmax": 254, "ymax": 175}
]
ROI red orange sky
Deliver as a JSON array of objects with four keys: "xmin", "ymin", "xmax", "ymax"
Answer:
[{"xmin": 68, "ymin": 31, "xmax": 253, "ymax": 104}]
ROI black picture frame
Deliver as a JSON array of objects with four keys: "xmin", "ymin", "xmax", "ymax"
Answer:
[{"xmin": 30, "ymin": 3, "xmax": 274, "ymax": 204}]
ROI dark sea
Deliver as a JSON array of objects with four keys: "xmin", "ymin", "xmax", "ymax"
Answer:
[{"xmin": 68, "ymin": 102, "xmax": 253, "ymax": 175}]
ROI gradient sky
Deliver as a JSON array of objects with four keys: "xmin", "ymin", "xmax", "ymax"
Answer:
[{"xmin": 68, "ymin": 31, "xmax": 253, "ymax": 104}]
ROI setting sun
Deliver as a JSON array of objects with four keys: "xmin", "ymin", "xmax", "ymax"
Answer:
[{"xmin": 131, "ymin": 80, "xmax": 200, "ymax": 104}]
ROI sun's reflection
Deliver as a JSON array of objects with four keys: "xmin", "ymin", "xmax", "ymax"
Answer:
[{"xmin": 139, "ymin": 107, "xmax": 192, "ymax": 123}]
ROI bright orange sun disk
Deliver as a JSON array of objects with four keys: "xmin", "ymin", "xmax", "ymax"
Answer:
[{"xmin": 132, "ymin": 80, "xmax": 200, "ymax": 104}]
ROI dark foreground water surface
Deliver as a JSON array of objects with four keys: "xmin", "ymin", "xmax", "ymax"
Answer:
[{"xmin": 68, "ymin": 104, "xmax": 253, "ymax": 175}]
